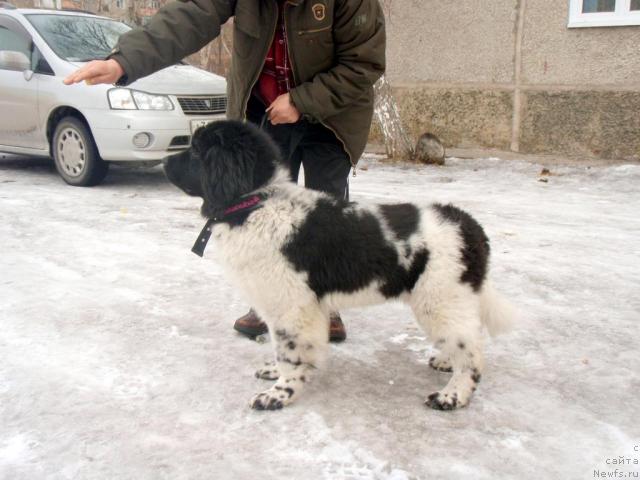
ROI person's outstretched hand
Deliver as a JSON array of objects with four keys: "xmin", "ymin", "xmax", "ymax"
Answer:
[{"xmin": 63, "ymin": 59, "xmax": 124, "ymax": 86}]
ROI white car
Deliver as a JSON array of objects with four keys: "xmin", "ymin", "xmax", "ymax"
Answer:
[{"xmin": 0, "ymin": 4, "xmax": 227, "ymax": 186}]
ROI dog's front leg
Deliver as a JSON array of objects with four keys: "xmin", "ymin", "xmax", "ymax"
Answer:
[{"xmin": 250, "ymin": 305, "xmax": 329, "ymax": 410}]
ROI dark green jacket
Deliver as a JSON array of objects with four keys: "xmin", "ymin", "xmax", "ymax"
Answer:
[{"xmin": 109, "ymin": 0, "xmax": 386, "ymax": 164}]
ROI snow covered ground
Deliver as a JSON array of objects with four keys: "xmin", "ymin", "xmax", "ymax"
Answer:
[{"xmin": 1, "ymin": 153, "xmax": 638, "ymax": 480}]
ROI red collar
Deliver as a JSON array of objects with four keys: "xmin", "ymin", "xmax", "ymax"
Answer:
[{"xmin": 192, "ymin": 193, "xmax": 268, "ymax": 257}]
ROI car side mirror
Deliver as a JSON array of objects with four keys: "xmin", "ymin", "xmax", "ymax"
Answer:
[{"xmin": 0, "ymin": 50, "xmax": 31, "ymax": 75}]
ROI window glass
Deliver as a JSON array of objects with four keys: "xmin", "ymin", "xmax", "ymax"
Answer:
[
  {"xmin": 0, "ymin": 25, "xmax": 31, "ymax": 71},
  {"xmin": 582, "ymin": 0, "xmax": 616, "ymax": 12},
  {"xmin": 570, "ymin": 0, "xmax": 640, "ymax": 26},
  {"xmin": 0, "ymin": 25, "xmax": 30, "ymax": 56},
  {"xmin": 26, "ymin": 14, "xmax": 130, "ymax": 62},
  {"xmin": 32, "ymin": 46, "xmax": 54, "ymax": 74}
]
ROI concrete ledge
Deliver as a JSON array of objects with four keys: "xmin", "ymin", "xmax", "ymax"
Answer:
[
  {"xmin": 392, "ymin": 87, "xmax": 514, "ymax": 151},
  {"xmin": 365, "ymin": 144, "xmax": 632, "ymax": 167},
  {"xmin": 369, "ymin": 86, "xmax": 640, "ymax": 163},
  {"xmin": 520, "ymin": 90, "xmax": 640, "ymax": 162}
]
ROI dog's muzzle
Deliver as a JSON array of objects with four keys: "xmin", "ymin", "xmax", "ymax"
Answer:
[{"xmin": 163, "ymin": 150, "xmax": 204, "ymax": 197}]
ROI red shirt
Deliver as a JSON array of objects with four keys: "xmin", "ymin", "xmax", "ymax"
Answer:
[{"xmin": 254, "ymin": 0, "xmax": 295, "ymax": 106}]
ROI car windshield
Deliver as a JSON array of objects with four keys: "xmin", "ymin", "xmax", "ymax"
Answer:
[{"xmin": 25, "ymin": 14, "xmax": 131, "ymax": 62}]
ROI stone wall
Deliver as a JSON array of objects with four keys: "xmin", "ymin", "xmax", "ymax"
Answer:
[{"xmin": 382, "ymin": 0, "xmax": 640, "ymax": 162}]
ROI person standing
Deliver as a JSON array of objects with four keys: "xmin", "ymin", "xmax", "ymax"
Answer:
[{"xmin": 64, "ymin": 0, "xmax": 386, "ymax": 342}]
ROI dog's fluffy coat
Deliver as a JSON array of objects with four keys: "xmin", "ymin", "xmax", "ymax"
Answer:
[{"xmin": 164, "ymin": 120, "xmax": 512, "ymax": 411}]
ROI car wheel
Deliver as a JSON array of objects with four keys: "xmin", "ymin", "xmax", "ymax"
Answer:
[{"xmin": 53, "ymin": 117, "xmax": 109, "ymax": 186}]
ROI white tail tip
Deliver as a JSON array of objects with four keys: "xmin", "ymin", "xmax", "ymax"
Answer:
[{"xmin": 480, "ymin": 281, "xmax": 516, "ymax": 336}]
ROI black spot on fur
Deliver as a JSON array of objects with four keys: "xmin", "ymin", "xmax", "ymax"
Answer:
[
  {"xmin": 433, "ymin": 203, "xmax": 490, "ymax": 292},
  {"xmin": 471, "ymin": 368, "xmax": 482, "ymax": 384},
  {"xmin": 429, "ymin": 356, "xmax": 453, "ymax": 373},
  {"xmin": 281, "ymin": 199, "xmax": 429, "ymax": 299},
  {"xmin": 380, "ymin": 249, "xmax": 429, "ymax": 298},
  {"xmin": 275, "ymin": 329, "xmax": 298, "ymax": 343},
  {"xmin": 379, "ymin": 203, "xmax": 420, "ymax": 240},
  {"xmin": 458, "ymin": 341, "xmax": 465, "ymax": 350},
  {"xmin": 287, "ymin": 341, "xmax": 296, "ymax": 350},
  {"xmin": 277, "ymin": 355, "xmax": 303, "ymax": 367}
]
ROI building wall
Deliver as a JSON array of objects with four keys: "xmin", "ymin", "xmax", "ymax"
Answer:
[{"xmin": 384, "ymin": 0, "xmax": 640, "ymax": 161}]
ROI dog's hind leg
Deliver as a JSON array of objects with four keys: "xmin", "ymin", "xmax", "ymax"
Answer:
[
  {"xmin": 250, "ymin": 304, "xmax": 329, "ymax": 410},
  {"xmin": 411, "ymin": 293, "xmax": 485, "ymax": 411}
]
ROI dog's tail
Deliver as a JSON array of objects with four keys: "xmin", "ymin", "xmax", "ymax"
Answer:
[{"xmin": 479, "ymin": 280, "xmax": 516, "ymax": 336}]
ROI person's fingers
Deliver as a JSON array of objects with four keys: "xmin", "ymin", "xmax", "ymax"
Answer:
[
  {"xmin": 64, "ymin": 66, "xmax": 98, "ymax": 84},
  {"xmin": 63, "ymin": 61, "xmax": 116, "ymax": 85},
  {"xmin": 86, "ymin": 73, "xmax": 117, "ymax": 85},
  {"xmin": 271, "ymin": 114, "xmax": 296, "ymax": 125},
  {"xmin": 63, "ymin": 67, "xmax": 89, "ymax": 84},
  {"xmin": 269, "ymin": 111, "xmax": 281, "ymax": 124}
]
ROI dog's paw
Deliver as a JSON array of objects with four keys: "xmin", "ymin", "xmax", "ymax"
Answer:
[
  {"xmin": 250, "ymin": 392, "xmax": 284, "ymax": 410},
  {"xmin": 428, "ymin": 355, "xmax": 453, "ymax": 373},
  {"xmin": 425, "ymin": 391, "xmax": 462, "ymax": 411},
  {"xmin": 250, "ymin": 385, "xmax": 295, "ymax": 411},
  {"xmin": 255, "ymin": 362, "xmax": 280, "ymax": 380}
]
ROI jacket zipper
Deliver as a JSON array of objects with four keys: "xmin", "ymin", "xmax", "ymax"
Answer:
[
  {"xmin": 284, "ymin": 1, "xmax": 357, "ymax": 175},
  {"xmin": 239, "ymin": 0, "xmax": 356, "ymax": 175},
  {"xmin": 241, "ymin": 3, "xmax": 279, "ymax": 121}
]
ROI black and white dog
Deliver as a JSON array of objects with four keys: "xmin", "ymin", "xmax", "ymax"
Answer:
[{"xmin": 164, "ymin": 120, "xmax": 513, "ymax": 411}]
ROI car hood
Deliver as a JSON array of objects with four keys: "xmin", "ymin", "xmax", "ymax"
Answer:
[{"xmin": 68, "ymin": 62, "xmax": 227, "ymax": 96}]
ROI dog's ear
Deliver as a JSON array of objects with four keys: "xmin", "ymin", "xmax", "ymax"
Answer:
[
  {"xmin": 194, "ymin": 120, "xmax": 280, "ymax": 218},
  {"xmin": 191, "ymin": 122, "xmax": 223, "ymax": 159},
  {"xmin": 202, "ymin": 146, "xmax": 256, "ymax": 217}
]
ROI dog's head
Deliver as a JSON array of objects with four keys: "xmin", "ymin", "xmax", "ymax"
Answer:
[{"xmin": 164, "ymin": 120, "xmax": 280, "ymax": 218}]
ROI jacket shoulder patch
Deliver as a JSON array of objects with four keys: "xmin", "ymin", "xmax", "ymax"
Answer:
[{"xmin": 312, "ymin": 3, "xmax": 326, "ymax": 21}]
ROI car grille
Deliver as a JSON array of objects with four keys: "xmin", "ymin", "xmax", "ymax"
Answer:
[
  {"xmin": 177, "ymin": 95, "xmax": 227, "ymax": 115},
  {"xmin": 168, "ymin": 135, "xmax": 191, "ymax": 150}
]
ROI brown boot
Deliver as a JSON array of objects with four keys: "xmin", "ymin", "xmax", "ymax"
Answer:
[
  {"xmin": 233, "ymin": 309, "xmax": 268, "ymax": 338},
  {"xmin": 234, "ymin": 309, "xmax": 347, "ymax": 342},
  {"xmin": 329, "ymin": 313, "xmax": 347, "ymax": 342}
]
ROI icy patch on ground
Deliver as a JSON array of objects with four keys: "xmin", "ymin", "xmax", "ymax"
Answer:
[{"xmin": 1, "ymin": 155, "xmax": 639, "ymax": 479}]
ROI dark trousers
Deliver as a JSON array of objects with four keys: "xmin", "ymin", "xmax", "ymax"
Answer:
[{"xmin": 247, "ymin": 96, "xmax": 351, "ymax": 200}]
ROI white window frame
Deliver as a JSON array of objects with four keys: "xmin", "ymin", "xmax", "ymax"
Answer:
[{"xmin": 568, "ymin": 0, "xmax": 640, "ymax": 27}]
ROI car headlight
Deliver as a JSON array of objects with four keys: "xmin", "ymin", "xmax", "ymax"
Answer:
[
  {"xmin": 108, "ymin": 88, "xmax": 136, "ymax": 110},
  {"xmin": 108, "ymin": 88, "xmax": 174, "ymax": 111},
  {"xmin": 132, "ymin": 90, "xmax": 174, "ymax": 110}
]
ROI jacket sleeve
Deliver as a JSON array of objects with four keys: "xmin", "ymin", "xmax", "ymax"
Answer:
[
  {"xmin": 108, "ymin": 0, "xmax": 236, "ymax": 85},
  {"xmin": 289, "ymin": 0, "xmax": 386, "ymax": 121}
]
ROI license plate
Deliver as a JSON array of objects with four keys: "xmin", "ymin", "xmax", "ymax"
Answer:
[{"xmin": 190, "ymin": 117, "xmax": 222, "ymax": 134}]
